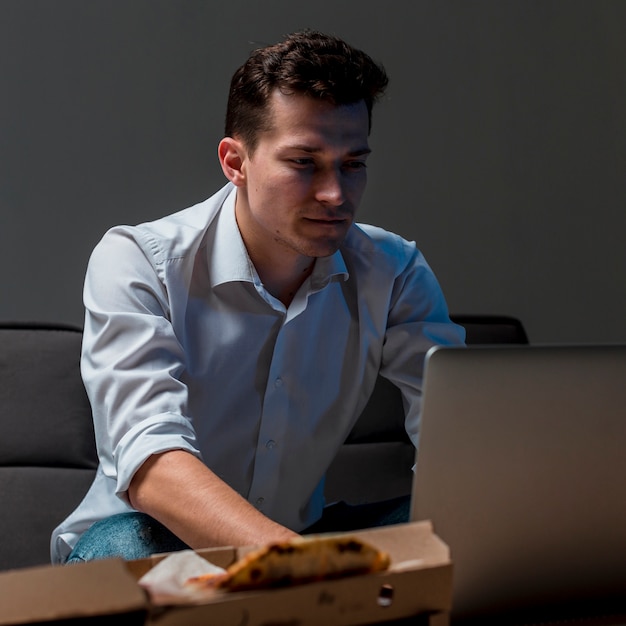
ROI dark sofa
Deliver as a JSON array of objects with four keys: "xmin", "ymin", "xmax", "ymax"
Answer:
[{"xmin": 0, "ymin": 315, "xmax": 527, "ymax": 571}]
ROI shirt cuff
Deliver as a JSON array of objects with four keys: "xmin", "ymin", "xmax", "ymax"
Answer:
[{"xmin": 113, "ymin": 412, "xmax": 201, "ymax": 503}]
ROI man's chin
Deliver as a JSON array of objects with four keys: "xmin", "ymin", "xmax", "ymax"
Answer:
[
  {"xmin": 305, "ymin": 229, "xmax": 353, "ymax": 255},
  {"xmin": 305, "ymin": 241, "xmax": 346, "ymax": 258},
  {"xmin": 300, "ymin": 225, "xmax": 352, "ymax": 254}
]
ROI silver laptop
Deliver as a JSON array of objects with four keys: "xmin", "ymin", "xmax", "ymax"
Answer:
[{"xmin": 411, "ymin": 344, "xmax": 626, "ymax": 625}]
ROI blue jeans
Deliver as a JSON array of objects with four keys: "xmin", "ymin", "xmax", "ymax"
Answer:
[
  {"xmin": 66, "ymin": 512, "xmax": 189, "ymax": 563},
  {"xmin": 66, "ymin": 495, "xmax": 411, "ymax": 563}
]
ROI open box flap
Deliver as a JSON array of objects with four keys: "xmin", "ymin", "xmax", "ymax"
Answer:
[{"xmin": 0, "ymin": 558, "xmax": 147, "ymax": 625}]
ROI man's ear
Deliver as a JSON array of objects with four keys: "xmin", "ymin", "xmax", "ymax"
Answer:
[{"xmin": 218, "ymin": 137, "xmax": 247, "ymax": 186}]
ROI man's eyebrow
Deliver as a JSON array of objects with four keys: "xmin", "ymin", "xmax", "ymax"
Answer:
[
  {"xmin": 282, "ymin": 144, "xmax": 372, "ymax": 156},
  {"xmin": 348, "ymin": 147, "xmax": 372, "ymax": 157}
]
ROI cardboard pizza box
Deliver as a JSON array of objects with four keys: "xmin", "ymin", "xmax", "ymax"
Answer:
[
  {"xmin": 0, "ymin": 521, "xmax": 452, "ymax": 626},
  {"xmin": 132, "ymin": 520, "xmax": 453, "ymax": 626}
]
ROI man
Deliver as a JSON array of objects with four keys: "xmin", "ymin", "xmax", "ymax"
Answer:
[{"xmin": 51, "ymin": 30, "xmax": 464, "ymax": 564}]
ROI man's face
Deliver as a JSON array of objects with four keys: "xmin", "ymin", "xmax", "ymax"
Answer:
[{"xmin": 229, "ymin": 90, "xmax": 371, "ymax": 263}]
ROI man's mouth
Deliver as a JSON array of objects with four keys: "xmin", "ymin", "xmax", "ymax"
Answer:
[{"xmin": 304, "ymin": 216, "xmax": 349, "ymax": 224}]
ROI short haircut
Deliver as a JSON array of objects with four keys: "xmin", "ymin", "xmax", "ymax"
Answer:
[{"xmin": 225, "ymin": 30, "xmax": 389, "ymax": 152}]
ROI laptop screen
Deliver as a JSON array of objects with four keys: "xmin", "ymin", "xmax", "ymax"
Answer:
[{"xmin": 411, "ymin": 344, "xmax": 626, "ymax": 624}]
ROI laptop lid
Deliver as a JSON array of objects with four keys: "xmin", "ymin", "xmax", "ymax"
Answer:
[{"xmin": 410, "ymin": 344, "xmax": 626, "ymax": 624}]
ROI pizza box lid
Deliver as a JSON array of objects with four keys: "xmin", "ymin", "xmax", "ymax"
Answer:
[{"xmin": 0, "ymin": 520, "xmax": 451, "ymax": 626}]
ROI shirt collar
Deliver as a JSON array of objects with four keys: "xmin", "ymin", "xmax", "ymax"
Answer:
[
  {"xmin": 208, "ymin": 186, "xmax": 255, "ymax": 287},
  {"xmin": 309, "ymin": 248, "xmax": 349, "ymax": 292},
  {"xmin": 208, "ymin": 186, "xmax": 349, "ymax": 290}
]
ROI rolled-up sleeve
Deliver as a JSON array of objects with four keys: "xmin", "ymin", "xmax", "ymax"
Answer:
[
  {"xmin": 81, "ymin": 227, "xmax": 201, "ymax": 503},
  {"xmin": 380, "ymin": 240, "xmax": 466, "ymax": 446}
]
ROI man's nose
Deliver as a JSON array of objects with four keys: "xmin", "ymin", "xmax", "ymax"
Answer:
[{"xmin": 314, "ymin": 168, "xmax": 344, "ymax": 206}]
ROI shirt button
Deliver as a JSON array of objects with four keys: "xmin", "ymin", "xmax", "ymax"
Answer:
[
  {"xmin": 266, "ymin": 439, "xmax": 276, "ymax": 449},
  {"xmin": 256, "ymin": 497, "xmax": 264, "ymax": 508},
  {"xmin": 274, "ymin": 377, "xmax": 283, "ymax": 387}
]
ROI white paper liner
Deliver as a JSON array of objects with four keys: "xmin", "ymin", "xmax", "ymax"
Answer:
[{"xmin": 138, "ymin": 550, "xmax": 226, "ymax": 605}]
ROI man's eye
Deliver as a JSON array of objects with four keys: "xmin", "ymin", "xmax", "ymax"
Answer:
[
  {"xmin": 345, "ymin": 161, "xmax": 367, "ymax": 170},
  {"xmin": 290, "ymin": 158, "xmax": 315, "ymax": 166}
]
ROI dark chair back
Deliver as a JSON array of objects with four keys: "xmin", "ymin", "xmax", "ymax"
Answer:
[{"xmin": 451, "ymin": 314, "xmax": 529, "ymax": 345}]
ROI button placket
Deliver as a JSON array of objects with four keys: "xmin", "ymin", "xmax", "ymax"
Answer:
[{"xmin": 246, "ymin": 329, "xmax": 290, "ymax": 511}]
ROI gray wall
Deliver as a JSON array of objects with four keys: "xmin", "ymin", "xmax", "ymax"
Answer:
[{"xmin": 1, "ymin": 0, "xmax": 625, "ymax": 344}]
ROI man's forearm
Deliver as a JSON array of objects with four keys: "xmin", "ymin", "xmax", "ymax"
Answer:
[{"xmin": 128, "ymin": 449, "xmax": 299, "ymax": 549}]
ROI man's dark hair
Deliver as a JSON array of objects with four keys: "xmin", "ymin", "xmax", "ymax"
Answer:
[{"xmin": 225, "ymin": 30, "xmax": 389, "ymax": 152}]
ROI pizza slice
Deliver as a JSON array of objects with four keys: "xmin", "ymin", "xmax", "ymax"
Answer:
[{"xmin": 186, "ymin": 534, "xmax": 391, "ymax": 592}]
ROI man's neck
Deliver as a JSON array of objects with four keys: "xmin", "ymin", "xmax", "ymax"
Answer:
[{"xmin": 252, "ymin": 253, "xmax": 315, "ymax": 308}]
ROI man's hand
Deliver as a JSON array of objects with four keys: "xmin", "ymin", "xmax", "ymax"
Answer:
[{"xmin": 128, "ymin": 449, "xmax": 299, "ymax": 549}]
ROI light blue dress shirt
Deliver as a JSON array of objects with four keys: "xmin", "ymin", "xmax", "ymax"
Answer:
[{"xmin": 51, "ymin": 183, "xmax": 464, "ymax": 563}]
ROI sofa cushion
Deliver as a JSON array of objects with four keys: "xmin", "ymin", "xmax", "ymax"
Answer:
[
  {"xmin": 0, "ymin": 466, "xmax": 96, "ymax": 569},
  {"xmin": 0, "ymin": 326, "xmax": 97, "ymax": 469}
]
